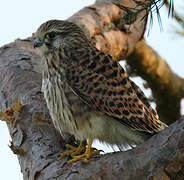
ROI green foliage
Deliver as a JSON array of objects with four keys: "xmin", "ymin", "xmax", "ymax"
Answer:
[{"xmin": 113, "ymin": 0, "xmax": 174, "ymax": 31}]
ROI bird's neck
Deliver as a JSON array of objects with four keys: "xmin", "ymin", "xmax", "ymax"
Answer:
[{"xmin": 42, "ymin": 52, "xmax": 66, "ymax": 81}]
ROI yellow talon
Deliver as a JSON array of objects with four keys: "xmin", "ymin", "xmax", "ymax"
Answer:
[
  {"xmin": 67, "ymin": 154, "xmax": 86, "ymax": 164},
  {"xmin": 65, "ymin": 144, "xmax": 76, "ymax": 149},
  {"xmin": 85, "ymin": 137, "xmax": 94, "ymax": 159},
  {"xmin": 60, "ymin": 140, "xmax": 86, "ymax": 159},
  {"xmin": 60, "ymin": 137, "xmax": 100, "ymax": 165}
]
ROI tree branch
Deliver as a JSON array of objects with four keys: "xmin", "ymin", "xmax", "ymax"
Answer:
[{"xmin": 68, "ymin": 1, "xmax": 147, "ymax": 59}]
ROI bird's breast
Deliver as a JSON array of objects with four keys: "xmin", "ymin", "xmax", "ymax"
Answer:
[
  {"xmin": 41, "ymin": 74, "xmax": 150, "ymax": 146},
  {"xmin": 42, "ymin": 74, "xmax": 78, "ymax": 136}
]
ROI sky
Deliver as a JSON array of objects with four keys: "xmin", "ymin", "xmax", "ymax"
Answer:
[{"xmin": 0, "ymin": 0, "xmax": 184, "ymax": 179}]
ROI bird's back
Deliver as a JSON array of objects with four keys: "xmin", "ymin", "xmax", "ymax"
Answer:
[{"xmin": 64, "ymin": 46, "xmax": 167, "ymax": 136}]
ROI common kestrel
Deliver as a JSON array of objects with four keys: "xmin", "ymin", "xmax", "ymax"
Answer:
[{"xmin": 34, "ymin": 20, "xmax": 167, "ymax": 164}]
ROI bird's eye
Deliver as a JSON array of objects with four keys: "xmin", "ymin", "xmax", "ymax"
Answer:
[{"xmin": 45, "ymin": 32, "xmax": 56, "ymax": 39}]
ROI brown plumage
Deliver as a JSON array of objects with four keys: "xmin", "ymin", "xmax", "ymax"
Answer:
[{"xmin": 34, "ymin": 19, "xmax": 167, "ymax": 162}]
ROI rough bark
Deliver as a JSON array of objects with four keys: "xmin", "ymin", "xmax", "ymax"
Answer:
[{"xmin": 0, "ymin": 0, "xmax": 184, "ymax": 180}]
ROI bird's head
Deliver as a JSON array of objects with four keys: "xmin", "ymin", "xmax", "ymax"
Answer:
[{"xmin": 34, "ymin": 19, "xmax": 90, "ymax": 55}]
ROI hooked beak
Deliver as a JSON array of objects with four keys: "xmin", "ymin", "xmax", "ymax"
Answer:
[{"xmin": 34, "ymin": 39, "xmax": 43, "ymax": 48}]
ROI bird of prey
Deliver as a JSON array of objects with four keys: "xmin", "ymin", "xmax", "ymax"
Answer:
[{"xmin": 34, "ymin": 19, "xmax": 167, "ymax": 164}]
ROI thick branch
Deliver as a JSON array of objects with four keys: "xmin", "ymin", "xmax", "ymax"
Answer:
[
  {"xmin": 68, "ymin": 1, "xmax": 147, "ymax": 59},
  {"xmin": 126, "ymin": 40, "xmax": 184, "ymax": 124}
]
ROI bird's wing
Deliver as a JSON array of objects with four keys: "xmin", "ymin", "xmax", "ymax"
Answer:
[{"xmin": 65, "ymin": 48, "xmax": 166, "ymax": 134}]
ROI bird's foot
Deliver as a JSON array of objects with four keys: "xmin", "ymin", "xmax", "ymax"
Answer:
[
  {"xmin": 60, "ymin": 138, "xmax": 100, "ymax": 164},
  {"xmin": 60, "ymin": 141, "xmax": 86, "ymax": 159},
  {"xmin": 68, "ymin": 147, "xmax": 100, "ymax": 164}
]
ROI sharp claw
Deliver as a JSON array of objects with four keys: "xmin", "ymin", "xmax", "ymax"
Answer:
[
  {"xmin": 99, "ymin": 149, "xmax": 105, "ymax": 153},
  {"xmin": 60, "ymin": 138, "xmax": 101, "ymax": 164}
]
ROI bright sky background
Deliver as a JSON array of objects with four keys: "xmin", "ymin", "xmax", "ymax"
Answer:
[{"xmin": 0, "ymin": 0, "xmax": 184, "ymax": 179}]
